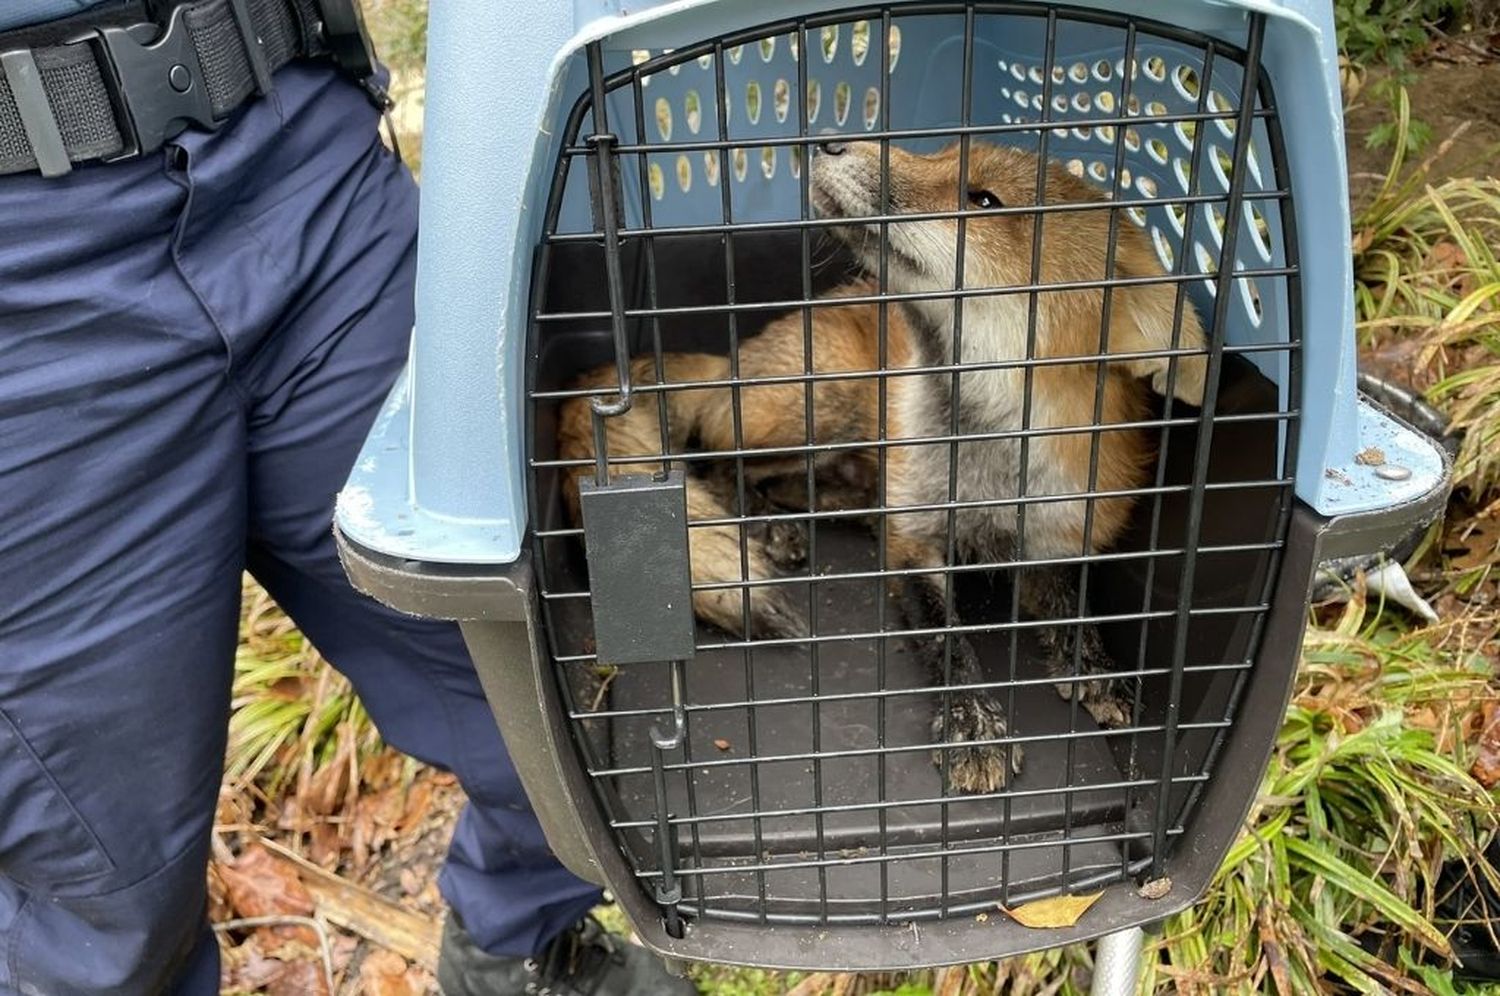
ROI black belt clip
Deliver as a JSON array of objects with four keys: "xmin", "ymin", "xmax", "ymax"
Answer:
[{"xmin": 311, "ymin": 0, "xmax": 390, "ymax": 111}]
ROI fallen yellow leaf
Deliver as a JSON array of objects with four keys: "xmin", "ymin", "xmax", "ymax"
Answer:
[{"xmin": 1001, "ymin": 891, "xmax": 1103, "ymax": 928}]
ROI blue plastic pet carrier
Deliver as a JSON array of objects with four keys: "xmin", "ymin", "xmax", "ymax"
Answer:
[{"xmin": 335, "ymin": 0, "xmax": 1450, "ymax": 980}]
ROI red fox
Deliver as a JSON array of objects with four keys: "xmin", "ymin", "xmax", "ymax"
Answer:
[{"xmin": 559, "ymin": 140, "xmax": 1207, "ymax": 794}]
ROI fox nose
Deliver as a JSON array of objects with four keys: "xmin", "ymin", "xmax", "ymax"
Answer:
[{"xmin": 817, "ymin": 130, "xmax": 847, "ymax": 156}]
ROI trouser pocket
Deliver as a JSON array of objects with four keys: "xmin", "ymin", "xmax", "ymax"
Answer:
[{"xmin": 0, "ymin": 706, "xmax": 115, "ymax": 890}]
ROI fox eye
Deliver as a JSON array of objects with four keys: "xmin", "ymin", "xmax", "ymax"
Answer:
[{"xmin": 967, "ymin": 189, "xmax": 1002, "ymax": 210}]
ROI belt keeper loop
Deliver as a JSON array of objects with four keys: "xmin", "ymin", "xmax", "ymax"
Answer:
[
  {"xmin": 226, "ymin": 0, "xmax": 274, "ymax": 94},
  {"xmin": 0, "ymin": 49, "xmax": 71, "ymax": 177}
]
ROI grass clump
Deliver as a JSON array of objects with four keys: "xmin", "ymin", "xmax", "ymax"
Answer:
[
  {"xmin": 1142, "ymin": 594, "xmax": 1498, "ymax": 994},
  {"xmin": 1354, "ymin": 97, "xmax": 1500, "ymax": 495}
]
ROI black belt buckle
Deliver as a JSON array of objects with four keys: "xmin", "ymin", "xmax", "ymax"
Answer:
[{"xmin": 72, "ymin": 4, "xmax": 216, "ymax": 160}]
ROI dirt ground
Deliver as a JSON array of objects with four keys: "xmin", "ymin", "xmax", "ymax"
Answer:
[{"xmin": 1344, "ymin": 45, "xmax": 1500, "ymax": 196}]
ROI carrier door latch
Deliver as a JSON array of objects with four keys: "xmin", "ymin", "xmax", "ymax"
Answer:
[{"xmin": 578, "ymin": 471, "xmax": 697, "ymax": 665}]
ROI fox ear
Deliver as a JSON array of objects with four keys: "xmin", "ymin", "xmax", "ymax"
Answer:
[{"xmin": 1119, "ymin": 286, "xmax": 1208, "ymax": 408}]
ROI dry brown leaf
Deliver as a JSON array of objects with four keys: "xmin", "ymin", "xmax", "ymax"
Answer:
[
  {"xmin": 302, "ymin": 734, "xmax": 354, "ymax": 817},
  {"xmin": 397, "ymin": 778, "xmax": 435, "ymax": 833},
  {"xmin": 713, "ymin": 738, "xmax": 732, "ymax": 751},
  {"xmin": 1001, "ymin": 891, "xmax": 1103, "ymax": 928},
  {"xmin": 266, "ymin": 958, "xmax": 329, "ymax": 996},
  {"xmin": 220, "ymin": 936, "xmax": 291, "ymax": 992},
  {"xmin": 216, "ymin": 844, "xmax": 318, "ymax": 946},
  {"xmin": 358, "ymin": 950, "xmax": 422, "ymax": 996},
  {"xmin": 1470, "ymin": 700, "xmax": 1500, "ymax": 788},
  {"xmin": 1355, "ymin": 447, "xmax": 1386, "ymax": 467}
]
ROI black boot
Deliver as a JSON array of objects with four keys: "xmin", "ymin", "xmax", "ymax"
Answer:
[{"xmin": 437, "ymin": 911, "xmax": 698, "ymax": 996}]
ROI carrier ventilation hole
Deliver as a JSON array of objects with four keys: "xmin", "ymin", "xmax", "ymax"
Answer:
[
  {"xmin": 790, "ymin": 145, "xmax": 803, "ymax": 177},
  {"xmin": 1151, "ymin": 226, "xmax": 1174, "ymax": 267},
  {"xmin": 1094, "ymin": 90, "xmax": 1115, "ymax": 113},
  {"xmin": 1094, "ymin": 59, "xmax": 1112, "ymax": 81},
  {"xmin": 864, "ymin": 87, "xmax": 880, "ymax": 128},
  {"xmin": 1069, "ymin": 61, "xmax": 1089, "ymax": 83},
  {"xmin": 1126, "ymin": 205, "xmax": 1148, "ymax": 226},
  {"xmin": 789, "ymin": 32, "xmax": 800, "ymax": 62},
  {"xmin": 1147, "ymin": 138, "xmax": 1169, "ymax": 164},
  {"xmin": 773, "ymin": 79, "xmax": 790, "ymax": 123},
  {"xmin": 761, "ymin": 146, "xmax": 777, "ymax": 179},
  {"xmin": 1095, "ymin": 124, "xmax": 1114, "ymax": 143},
  {"xmin": 1052, "ymin": 94, "xmax": 1068, "ymax": 114},
  {"xmin": 1010, "ymin": 62, "xmax": 1026, "ymax": 82},
  {"xmin": 647, "ymin": 162, "xmax": 665, "ymax": 199},
  {"xmin": 1117, "ymin": 166, "xmax": 1133, "ymax": 190},
  {"xmin": 745, "ymin": 81, "xmax": 762, "ymax": 124},
  {"xmin": 1137, "ymin": 175, "xmax": 1158, "ymax": 198},
  {"xmin": 684, "ymin": 91, "xmax": 702, "ymax": 134},
  {"xmin": 1143, "ymin": 55, "xmax": 1167, "ymax": 82},
  {"xmin": 732, "ymin": 147, "xmax": 748, "ymax": 182},
  {"xmin": 1051, "ymin": 65, "xmax": 1066, "ymax": 84},
  {"xmin": 1124, "ymin": 127, "xmax": 1141, "ymax": 151},
  {"xmin": 1126, "ymin": 94, "xmax": 1141, "ymax": 116},
  {"xmin": 1029, "ymin": 65, "xmax": 1043, "ymax": 84},
  {"xmin": 759, "ymin": 36, "xmax": 775, "ymax": 61},
  {"xmin": 1014, "ymin": 90, "xmax": 1029, "ymax": 109},
  {"xmin": 1066, "ymin": 158, "xmax": 1085, "ymax": 178},
  {"xmin": 1208, "ymin": 89, "xmax": 1235, "ymax": 137},
  {"xmin": 851, "ymin": 20, "xmax": 870, "ymax": 64},
  {"xmin": 808, "ymin": 80, "xmax": 822, "ymax": 122},
  {"xmin": 1211, "ymin": 146, "xmax": 1234, "ymax": 187},
  {"xmin": 1088, "ymin": 160, "xmax": 1108, "ymax": 182},
  {"xmin": 1195, "ymin": 240, "xmax": 1217, "ymax": 279},
  {"xmin": 832, "ymin": 82, "xmax": 851, "ymax": 125},
  {"xmin": 1207, "ymin": 203, "xmax": 1227, "ymax": 246},
  {"xmin": 1173, "ymin": 157, "xmax": 1191, "ymax": 193},
  {"xmin": 1168, "ymin": 201, "xmax": 1186, "ymax": 234},
  {"xmin": 727, "ymin": 44, "xmax": 743, "ymax": 64},
  {"xmin": 1247, "ymin": 202, "xmax": 1272, "ymax": 260},
  {"xmin": 697, "ymin": 54, "xmax": 713, "ymax": 71},
  {"xmin": 1073, "ymin": 126, "xmax": 1093, "ymax": 141},
  {"xmin": 1241, "ymin": 278, "xmax": 1264, "ymax": 324},
  {"xmin": 665, "ymin": 49, "xmax": 680, "ymax": 76},
  {"xmin": 1146, "ymin": 100, "xmax": 1167, "ymax": 117},
  {"xmin": 821, "ymin": 25, "xmax": 839, "ymax": 62},
  {"xmin": 654, "ymin": 98, "xmax": 672, "ymax": 141},
  {"xmin": 888, "ymin": 24, "xmax": 902, "ymax": 71},
  {"xmin": 676, "ymin": 155, "xmax": 692, "ymax": 192},
  {"xmin": 632, "ymin": 48, "xmax": 651, "ymax": 87},
  {"xmin": 1174, "ymin": 64, "xmax": 1201, "ymax": 100},
  {"xmin": 703, "ymin": 150, "xmax": 720, "ymax": 185},
  {"xmin": 1072, "ymin": 92, "xmax": 1091, "ymax": 112}
]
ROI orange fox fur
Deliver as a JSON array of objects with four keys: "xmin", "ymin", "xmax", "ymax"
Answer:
[{"xmin": 558, "ymin": 141, "xmax": 1206, "ymax": 792}]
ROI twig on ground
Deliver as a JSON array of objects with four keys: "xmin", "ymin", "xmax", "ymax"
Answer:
[{"xmin": 213, "ymin": 914, "xmax": 336, "ymax": 993}]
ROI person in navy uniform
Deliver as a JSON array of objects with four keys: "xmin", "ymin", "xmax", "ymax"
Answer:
[{"xmin": 0, "ymin": 2, "xmax": 693, "ymax": 993}]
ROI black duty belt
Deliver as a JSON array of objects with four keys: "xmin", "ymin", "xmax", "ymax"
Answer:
[{"xmin": 0, "ymin": 0, "xmax": 383, "ymax": 178}]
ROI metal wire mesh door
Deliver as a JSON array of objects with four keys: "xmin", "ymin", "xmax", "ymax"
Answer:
[{"xmin": 526, "ymin": 2, "xmax": 1300, "ymax": 936}]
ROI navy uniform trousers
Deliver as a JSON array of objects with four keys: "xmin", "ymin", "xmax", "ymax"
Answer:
[{"xmin": 0, "ymin": 65, "xmax": 602, "ymax": 995}]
